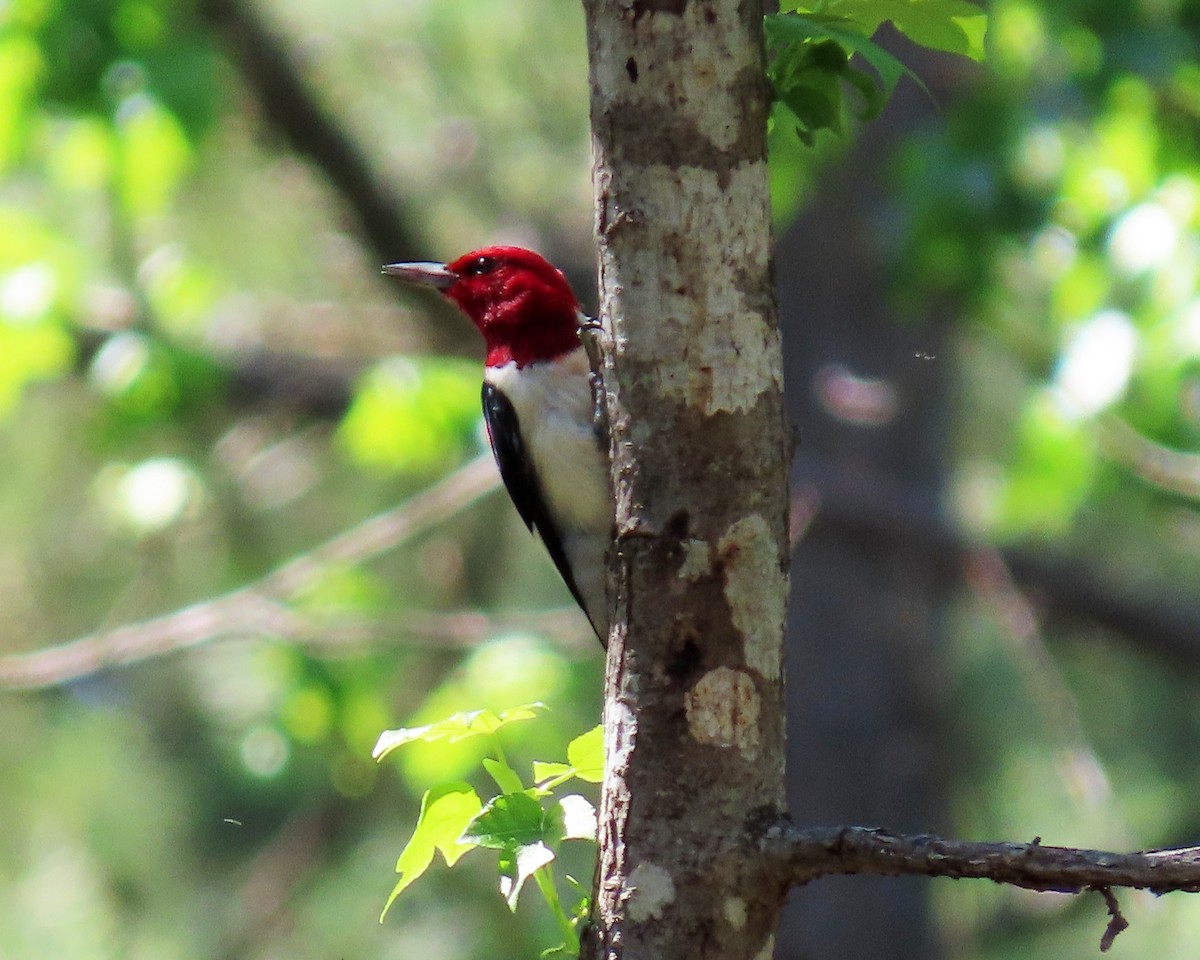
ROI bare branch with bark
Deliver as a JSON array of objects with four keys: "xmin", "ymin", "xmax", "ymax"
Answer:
[
  {"xmin": 761, "ymin": 823, "xmax": 1200, "ymax": 949},
  {"xmin": 0, "ymin": 455, "xmax": 503, "ymax": 691},
  {"xmin": 766, "ymin": 824, "xmax": 1200, "ymax": 894}
]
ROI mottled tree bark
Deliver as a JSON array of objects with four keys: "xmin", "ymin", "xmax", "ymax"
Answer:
[{"xmin": 581, "ymin": 2, "xmax": 791, "ymax": 960}]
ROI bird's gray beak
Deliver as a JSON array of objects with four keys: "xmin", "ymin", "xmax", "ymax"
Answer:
[{"xmin": 382, "ymin": 261, "xmax": 459, "ymax": 289}]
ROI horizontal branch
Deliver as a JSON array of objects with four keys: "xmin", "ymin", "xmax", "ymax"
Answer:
[
  {"xmin": 0, "ymin": 455, "xmax": 502, "ymax": 691},
  {"xmin": 766, "ymin": 823, "xmax": 1200, "ymax": 895},
  {"xmin": 796, "ymin": 451, "xmax": 1200, "ymax": 670},
  {"xmin": 1098, "ymin": 415, "xmax": 1200, "ymax": 503}
]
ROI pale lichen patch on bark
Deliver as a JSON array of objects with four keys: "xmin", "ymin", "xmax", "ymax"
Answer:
[
  {"xmin": 625, "ymin": 861, "xmax": 676, "ymax": 922},
  {"xmin": 604, "ymin": 698, "xmax": 637, "ymax": 775},
  {"xmin": 753, "ymin": 935, "xmax": 776, "ymax": 960},
  {"xmin": 718, "ymin": 515, "xmax": 784, "ymax": 680},
  {"xmin": 678, "ymin": 537, "xmax": 712, "ymax": 579},
  {"xmin": 605, "ymin": 3, "xmax": 755, "ymax": 151},
  {"xmin": 685, "ymin": 666, "xmax": 760, "ymax": 757},
  {"xmin": 613, "ymin": 163, "xmax": 780, "ymax": 416},
  {"xmin": 723, "ymin": 896, "xmax": 748, "ymax": 929}
]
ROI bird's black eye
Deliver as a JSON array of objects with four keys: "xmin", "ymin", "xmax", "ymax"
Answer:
[{"xmin": 464, "ymin": 255, "xmax": 497, "ymax": 276}]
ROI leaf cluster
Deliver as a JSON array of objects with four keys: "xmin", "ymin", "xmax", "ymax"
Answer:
[
  {"xmin": 374, "ymin": 705, "xmax": 603, "ymax": 958},
  {"xmin": 766, "ymin": 0, "xmax": 987, "ymax": 144}
]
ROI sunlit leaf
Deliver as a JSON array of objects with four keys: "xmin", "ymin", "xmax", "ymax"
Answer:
[
  {"xmin": 766, "ymin": 12, "xmax": 925, "ymax": 142},
  {"xmin": 794, "ymin": 0, "xmax": 988, "ymax": 62},
  {"xmin": 555, "ymin": 794, "xmax": 597, "ymax": 841},
  {"xmin": 397, "ymin": 638, "xmax": 570, "ymax": 785},
  {"xmin": 462, "ymin": 792, "xmax": 547, "ymax": 849},
  {"xmin": 995, "ymin": 391, "xmax": 1096, "ymax": 535},
  {"xmin": 532, "ymin": 760, "xmax": 572, "ymax": 784},
  {"xmin": 482, "ymin": 756, "xmax": 526, "ymax": 795},
  {"xmin": 338, "ymin": 356, "xmax": 481, "ymax": 475},
  {"xmin": 0, "ymin": 256, "xmax": 75, "ymax": 417},
  {"xmin": 566, "ymin": 724, "xmax": 604, "ymax": 783},
  {"xmin": 46, "ymin": 116, "xmax": 115, "ymax": 193},
  {"xmin": 0, "ymin": 33, "xmax": 43, "ymax": 170},
  {"xmin": 116, "ymin": 96, "xmax": 192, "ymax": 218},
  {"xmin": 533, "ymin": 724, "xmax": 603, "ymax": 788},
  {"xmin": 373, "ymin": 703, "xmax": 547, "ymax": 762},
  {"xmin": 497, "ymin": 841, "xmax": 555, "ymax": 912},
  {"xmin": 0, "ymin": 321, "xmax": 74, "ymax": 418},
  {"xmin": 380, "ymin": 782, "xmax": 482, "ymax": 920}
]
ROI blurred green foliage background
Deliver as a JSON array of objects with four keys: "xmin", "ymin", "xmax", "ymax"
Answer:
[{"xmin": 0, "ymin": 0, "xmax": 1199, "ymax": 957}]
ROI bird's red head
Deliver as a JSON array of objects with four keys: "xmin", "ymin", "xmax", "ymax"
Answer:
[{"xmin": 384, "ymin": 246, "xmax": 583, "ymax": 368}]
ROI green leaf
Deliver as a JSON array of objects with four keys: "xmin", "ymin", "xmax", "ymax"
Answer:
[
  {"xmin": 564, "ymin": 873, "xmax": 591, "ymax": 908},
  {"xmin": 841, "ymin": 61, "xmax": 890, "ymax": 122},
  {"xmin": 396, "ymin": 639, "xmax": 569, "ymax": 786},
  {"xmin": 566, "ymin": 725, "xmax": 604, "ymax": 783},
  {"xmin": 498, "ymin": 841, "xmax": 556, "ymax": 911},
  {"xmin": 380, "ymin": 782, "xmax": 482, "ymax": 921},
  {"xmin": 532, "ymin": 760, "xmax": 572, "ymax": 784},
  {"xmin": 994, "ymin": 391, "xmax": 1096, "ymax": 536},
  {"xmin": 765, "ymin": 12, "xmax": 926, "ymax": 141},
  {"xmin": 0, "ymin": 33, "xmax": 44, "ymax": 171},
  {"xmin": 338, "ymin": 356, "xmax": 481, "ymax": 475},
  {"xmin": 0, "ymin": 319, "xmax": 74, "ymax": 418},
  {"xmin": 116, "ymin": 97, "xmax": 192, "ymax": 219},
  {"xmin": 775, "ymin": 48, "xmax": 846, "ymax": 141},
  {"xmin": 779, "ymin": 0, "xmax": 988, "ymax": 61},
  {"xmin": 803, "ymin": 0, "xmax": 988, "ymax": 62},
  {"xmin": 373, "ymin": 703, "xmax": 546, "ymax": 763},
  {"xmin": 533, "ymin": 724, "xmax": 604, "ymax": 790},
  {"xmin": 773, "ymin": 13, "xmax": 919, "ymax": 101},
  {"xmin": 482, "ymin": 756, "xmax": 527, "ymax": 795},
  {"xmin": 462, "ymin": 792, "xmax": 548, "ymax": 849}
]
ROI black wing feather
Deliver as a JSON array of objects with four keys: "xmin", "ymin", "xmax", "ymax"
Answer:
[{"xmin": 481, "ymin": 382, "xmax": 590, "ymax": 617}]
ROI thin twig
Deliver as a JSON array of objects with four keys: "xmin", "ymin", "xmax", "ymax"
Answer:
[
  {"xmin": 1098, "ymin": 415, "xmax": 1200, "ymax": 502},
  {"xmin": 284, "ymin": 606, "xmax": 591, "ymax": 655},
  {"xmin": 966, "ymin": 547, "xmax": 1120, "ymax": 819},
  {"xmin": 1091, "ymin": 885, "xmax": 1129, "ymax": 952},
  {"xmin": 0, "ymin": 456, "xmax": 501, "ymax": 691}
]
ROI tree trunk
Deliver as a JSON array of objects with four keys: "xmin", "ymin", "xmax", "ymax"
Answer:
[{"xmin": 581, "ymin": 2, "xmax": 790, "ymax": 959}]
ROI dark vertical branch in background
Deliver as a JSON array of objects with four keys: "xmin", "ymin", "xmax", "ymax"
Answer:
[
  {"xmin": 775, "ymin": 75, "xmax": 962, "ymax": 960},
  {"xmin": 199, "ymin": 0, "xmax": 423, "ymax": 266},
  {"xmin": 198, "ymin": 0, "xmax": 596, "ymax": 347}
]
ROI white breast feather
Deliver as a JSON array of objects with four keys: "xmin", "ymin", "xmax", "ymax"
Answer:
[
  {"xmin": 485, "ymin": 351, "xmax": 609, "ymax": 530},
  {"xmin": 485, "ymin": 351, "xmax": 610, "ymax": 630}
]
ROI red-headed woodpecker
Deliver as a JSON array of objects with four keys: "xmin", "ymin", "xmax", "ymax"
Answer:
[{"xmin": 383, "ymin": 247, "xmax": 609, "ymax": 643}]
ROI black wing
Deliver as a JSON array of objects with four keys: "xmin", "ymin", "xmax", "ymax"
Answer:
[{"xmin": 481, "ymin": 381, "xmax": 590, "ymax": 618}]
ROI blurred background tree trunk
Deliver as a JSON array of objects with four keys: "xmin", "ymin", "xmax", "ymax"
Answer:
[{"xmin": 775, "ymin": 73, "xmax": 962, "ymax": 960}]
